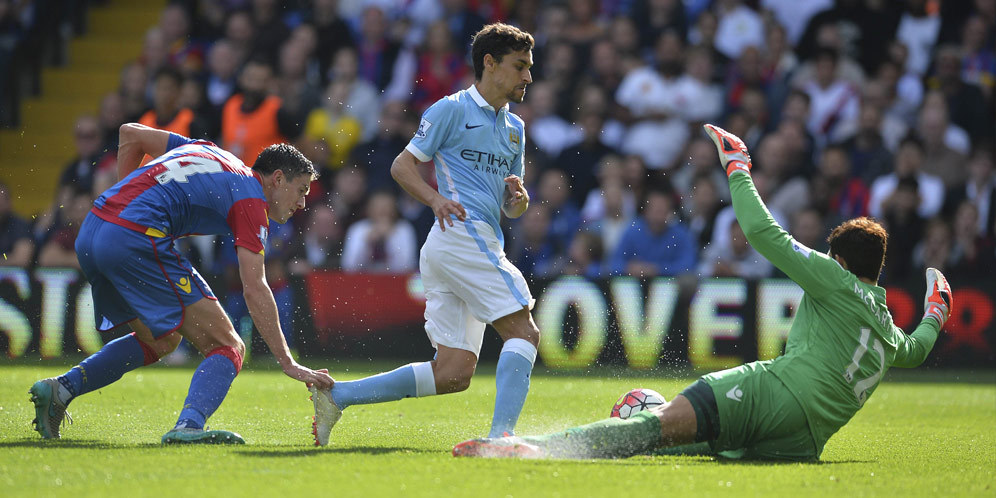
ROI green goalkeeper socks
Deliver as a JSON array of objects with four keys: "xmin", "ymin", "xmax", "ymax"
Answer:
[{"xmin": 523, "ymin": 411, "xmax": 662, "ymax": 459}]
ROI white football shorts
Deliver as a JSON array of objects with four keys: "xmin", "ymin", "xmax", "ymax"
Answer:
[{"xmin": 420, "ymin": 219, "xmax": 534, "ymax": 357}]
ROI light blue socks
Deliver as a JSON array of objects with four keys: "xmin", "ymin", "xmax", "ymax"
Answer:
[
  {"xmin": 489, "ymin": 338, "xmax": 537, "ymax": 438},
  {"xmin": 331, "ymin": 362, "xmax": 436, "ymax": 409}
]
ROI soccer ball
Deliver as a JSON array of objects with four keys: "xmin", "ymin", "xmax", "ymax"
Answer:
[{"xmin": 610, "ymin": 388, "xmax": 667, "ymax": 419}]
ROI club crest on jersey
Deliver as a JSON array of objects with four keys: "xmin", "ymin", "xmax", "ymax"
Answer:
[
  {"xmin": 509, "ymin": 129, "xmax": 520, "ymax": 151},
  {"xmin": 415, "ymin": 118, "xmax": 432, "ymax": 139}
]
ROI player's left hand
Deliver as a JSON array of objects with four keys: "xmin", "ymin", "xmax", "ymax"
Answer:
[
  {"xmin": 702, "ymin": 124, "xmax": 752, "ymax": 177},
  {"xmin": 504, "ymin": 175, "xmax": 527, "ymax": 208},
  {"xmin": 283, "ymin": 362, "xmax": 334, "ymax": 389}
]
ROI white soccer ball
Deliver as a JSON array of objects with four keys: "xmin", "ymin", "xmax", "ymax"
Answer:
[{"xmin": 610, "ymin": 388, "xmax": 667, "ymax": 419}]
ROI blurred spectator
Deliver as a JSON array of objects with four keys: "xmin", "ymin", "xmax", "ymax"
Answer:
[
  {"xmin": 57, "ymin": 116, "xmax": 112, "ymax": 206},
  {"xmin": 912, "ymin": 217, "xmax": 953, "ymax": 274},
  {"xmin": 761, "ymin": 0, "xmax": 832, "ymax": 45},
  {"xmin": 710, "ymin": 169, "xmax": 789, "ymax": 253},
  {"xmin": 205, "ymin": 40, "xmax": 239, "ymax": 108},
  {"xmin": 276, "ymin": 37, "xmax": 322, "ymax": 120},
  {"xmin": 675, "ymin": 46, "xmax": 723, "ymax": 123},
  {"xmin": 790, "ymin": 207, "xmax": 827, "ymax": 253},
  {"xmin": 222, "ymin": 10, "xmax": 254, "ymax": 68},
  {"xmin": 926, "ymin": 44, "xmax": 993, "ymax": 142},
  {"xmin": 528, "ymin": 81, "xmax": 582, "ymax": 163},
  {"xmin": 179, "ymin": 75, "xmax": 219, "ymax": 140},
  {"xmin": 944, "ymin": 147, "xmax": 996, "ymax": 238},
  {"xmin": 582, "ymin": 40, "xmax": 623, "ymax": 97},
  {"xmin": 713, "ymin": 0, "xmax": 763, "ymax": 60},
  {"xmin": 328, "ymin": 46, "xmax": 381, "ymax": 142},
  {"xmin": 355, "ymin": 6, "xmax": 403, "ymax": 92},
  {"xmin": 671, "ymin": 136, "xmax": 731, "ymax": 207},
  {"xmin": 221, "ymin": 58, "xmax": 297, "ymax": 165},
  {"xmin": 948, "ymin": 200, "xmax": 994, "ymax": 279},
  {"xmin": 328, "ymin": 165, "xmax": 368, "ymax": 229},
  {"xmin": 412, "ymin": 20, "xmax": 469, "ymax": 113},
  {"xmin": 304, "ymin": 80, "xmax": 363, "ymax": 168},
  {"xmin": 250, "ymin": 0, "xmax": 291, "ymax": 64},
  {"xmin": 615, "ymin": 30, "xmax": 690, "ymax": 169},
  {"xmin": 588, "ymin": 180, "xmax": 634, "ymax": 262},
  {"xmin": 119, "ymin": 62, "xmax": 150, "ymax": 121},
  {"xmin": 607, "ymin": 14, "xmax": 639, "ymax": 57},
  {"xmin": 563, "ymin": 230, "xmax": 604, "ymax": 279},
  {"xmin": 875, "ymin": 53, "xmax": 924, "ymax": 124},
  {"xmin": 309, "ymin": 0, "xmax": 355, "ymax": 83},
  {"xmin": 798, "ymin": 47, "xmax": 860, "ymax": 146},
  {"xmin": 509, "ymin": 204, "xmax": 564, "ymax": 279},
  {"xmin": 563, "ymin": 0, "xmax": 605, "ymax": 49},
  {"xmin": 960, "ymin": 15, "xmax": 995, "ymax": 102},
  {"xmin": 97, "ymin": 92, "xmax": 126, "ymax": 153},
  {"xmin": 916, "ymin": 97, "xmax": 969, "ymax": 188},
  {"xmin": 611, "ymin": 189, "xmax": 696, "ymax": 277},
  {"xmin": 350, "ymin": 100, "xmax": 411, "ymax": 192},
  {"xmin": 440, "ymin": 0, "xmax": 486, "ymax": 57},
  {"xmin": 139, "ymin": 66, "xmax": 195, "ymax": 140},
  {"xmin": 536, "ymin": 169, "xmax": 582, "ymax": 250},
  {"xmin": 755, "ymin": 133, "xmax": 808, "ymax": 217},
  {"xmin": 290, "ymin": 204, "xmax": 343, "ymax": 273},
  {"xmin": 841, "ymin": 102, "xmax": 893, "ymax": 185},
  {"xmin": 342, "ymin": 190, "xmax": 417, "ymax": 273},
  {"xmin": 881, "ymin": 176, "xmax": 926, "ymax": 283},
  {"xmin": 869, "ymin": 136, "xmax": 945, "ymax": 219},
  {"xmin": 554, "ymin": 110, "xmax": 615, "ymax": 207},
  {"xmin": 139, "ymin": 27, "xmax": 169, "ymax": 79},
  {"xmin": 159, "ymin": 3, "xmax": 203, "ymax": 73},
  {"xmin": 896, "ymin": 0, "xmax": 941, "ymax": 76},
  {"xmin": 809, "ymin": 145, "xmax": 869, "ymax": 228},
  {"xmin": 699, "ymin": 221, "xmax": 772, "ymax": 279},
  {"xmin": 580, "ymin": 155, "xmax": 636, "ymax": 221},
  {"xmin": 37, "ymin": 188, "xmax": 91, "ymax": 269},
  {"xmin": 796, "ymin": 0, "xmax": 897, "ymax": 75},
  {"xmin": 684, "ymin": 174, "xmax": 725, "ymax": 250},
  {"xmin": 0, "ymin": 181, "xmax": 34, "ymax": 267}
]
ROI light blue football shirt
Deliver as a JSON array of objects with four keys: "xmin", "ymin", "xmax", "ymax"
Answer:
[{"xmin": 406, "ymin": 85, "xmax": 526, "ymax": 247}]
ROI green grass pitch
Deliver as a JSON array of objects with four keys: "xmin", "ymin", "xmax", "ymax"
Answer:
[{"xmin": 1, "ymin": 362, "xmax": 994, "ymax": 497}]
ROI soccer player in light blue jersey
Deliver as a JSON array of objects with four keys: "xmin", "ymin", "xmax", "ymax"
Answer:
[{"xmin": 310, "ymin": 23, "xmax": 538, "ymax": 446}]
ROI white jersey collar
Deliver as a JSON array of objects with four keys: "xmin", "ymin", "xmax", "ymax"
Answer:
[{"xmin": 468, "ymin": 84, "xmax": 509, "ymax": 113}]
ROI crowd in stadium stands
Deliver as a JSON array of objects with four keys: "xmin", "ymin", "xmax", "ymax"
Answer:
[{"xmin": 2, "ymin": 0, "xmax": 996, "ymax": 292}]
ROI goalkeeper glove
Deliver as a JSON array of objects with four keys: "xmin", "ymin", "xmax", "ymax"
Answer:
[
  {"xmin": 922, "ymin": 267, "xmax": 952, "ymax": 329},
  {"xmin": 703, "ymin": 124, "xmax": 752, "ymax": 177}
]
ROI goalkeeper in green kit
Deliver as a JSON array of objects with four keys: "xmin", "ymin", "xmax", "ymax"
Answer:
[{"xmin": 453, "ymin": 124, "xmax": 954, "ymax": 461}]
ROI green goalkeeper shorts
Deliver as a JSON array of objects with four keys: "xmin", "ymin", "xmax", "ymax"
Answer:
[{"xmin": 687, "ymin": 360, "xmax": 818, "ymax": 461}]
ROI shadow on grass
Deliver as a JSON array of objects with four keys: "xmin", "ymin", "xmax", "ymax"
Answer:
[
  {"xmin": 235, "ymin": 446, "xmax": 436, "ymax": 458},
  {"xmin": 0, "ymin": 438, "xmax": 161, "ymax": 449}
]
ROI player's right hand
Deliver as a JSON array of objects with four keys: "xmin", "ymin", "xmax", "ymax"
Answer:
[
  {"xmin": 703, "ymin": 124, "xmax": 752, "ymax": 177},
  {"xmin": 922, "ymin": 267, "xmax": 952, "ymax": 329},
  {"xmin": 283, "ymin": 361, "xmax": 334, "ymax": 389},
  {"xmin": 431, "ymin": 196, "xmax": 467, "ymax": 232}
]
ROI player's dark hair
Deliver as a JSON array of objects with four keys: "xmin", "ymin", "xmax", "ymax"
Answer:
[
  {"xmin": 471, "ymin": 23, "xmax": 534, "ymax": 80},
  {"xmin": 252, "ymin": 143, "xmax": 318, "ymax": 181},
  {"xmin": 153, "ymin": 65, "xmax": 184, "ymax": 87},
  {"xmin": 827, "ymin": 217, "xmax": 888, "ymax": 282}
]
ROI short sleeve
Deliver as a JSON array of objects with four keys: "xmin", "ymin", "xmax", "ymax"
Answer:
[
  {"xmin": 226, "ymin": 198, "xmax": 270, "ymax": 254},
  {"xmin": 166, "ymin": 132, "xmax": 198, "ymax": 152},
  {"xmin": 406, "ymin": 98, "xmax": 459, "ymax": 162}
]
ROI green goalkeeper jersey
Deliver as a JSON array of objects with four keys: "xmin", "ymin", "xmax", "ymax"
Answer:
[{"xmin": 729, "ymin": 171, "xmax": 941, "ymax": 455}]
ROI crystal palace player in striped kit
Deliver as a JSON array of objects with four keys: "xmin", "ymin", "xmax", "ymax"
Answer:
[
  {"xmin": 29, "ymin": 123, "xmax": 333, "ymax": 444},
  {"xmin": 453, "ymin": 124, "xmax": 953, "ymax": 461}
]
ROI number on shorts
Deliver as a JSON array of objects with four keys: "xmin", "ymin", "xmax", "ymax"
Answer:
[
  {"xmin": 155, "ymin": 156, "xmax": 223, "ymax": 184},
  {"xmin": 843, "ymin": 327, "xmax": 885, "ymax": 406}
]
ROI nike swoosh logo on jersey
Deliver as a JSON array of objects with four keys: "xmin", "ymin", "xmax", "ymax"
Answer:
[
  {"xmin": 726, "ymin": 385, "xmax": 743, "ymax": 402},
  {"xmin": 465, "ymin": 123, "xmax": 484, "ymax": 129},
  {"xmin": 176, "ymin": 277, "xmax": 192, "ymax": 294}
]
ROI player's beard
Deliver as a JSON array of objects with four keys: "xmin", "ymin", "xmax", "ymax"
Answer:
[{"xmin": 507, "ymin": 86, "xmax": 526, "ymax": 104}]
